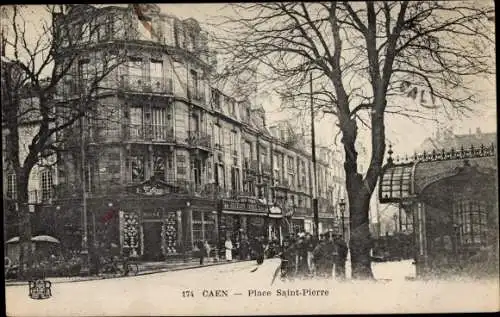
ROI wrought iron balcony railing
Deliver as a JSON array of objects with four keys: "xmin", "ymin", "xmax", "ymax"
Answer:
[
  {"xmin": 187, "ymin": 130, "xmax": 212, "ymax": 149},
  {"xmin": 128, "ymin": 124, "xmax": 175, "ymax": 142},
  {"xmin": 119, "ymin": 75, "xmax": 173, "ymax": 95},
  {"xmin": 189, "ymin": 88, "xmax": 206, "ymax": 103}
]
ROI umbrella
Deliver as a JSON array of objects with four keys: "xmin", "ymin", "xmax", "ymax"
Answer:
[
  {"xmin": 6, "ymin": 236, "xmax": 20, "ymax": 244},
  {"xmin": 31, "ymin": 235, "xmax": 60, "ymax": 244}
]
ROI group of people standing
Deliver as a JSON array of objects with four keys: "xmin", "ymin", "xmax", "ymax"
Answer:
[{"xmin": 279, "ymin": 232, "xmax": 348, "ymax": 280}]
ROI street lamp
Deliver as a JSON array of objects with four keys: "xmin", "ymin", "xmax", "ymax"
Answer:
[
  {"xmin": 339, "ymin": 198, "xmax": 346, "ymax": 240},
  {"xmin": 211, "ymin": 209, "xmax": 219, "ymax": 261},
  {"xmin": 393, "ymin": 213, "xmax": 398, "ymax": 234}
]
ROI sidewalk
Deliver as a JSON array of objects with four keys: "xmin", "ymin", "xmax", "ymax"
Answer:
[{"xmin": 5, "ymin": 257, "xmax": 250, "ymax": 286}]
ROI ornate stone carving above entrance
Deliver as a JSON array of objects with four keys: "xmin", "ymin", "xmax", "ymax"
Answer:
[{"xmin": 126, "ymin": 178, "xmax": 188, "ymax": 196}]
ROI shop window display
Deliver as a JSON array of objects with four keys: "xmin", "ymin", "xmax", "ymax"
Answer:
[{"xmin": 162, "ymin": 212, "xmax": 178, "ymax": 255}]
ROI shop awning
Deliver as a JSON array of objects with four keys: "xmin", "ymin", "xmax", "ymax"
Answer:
[{"xmin": 379, "ymin": 163, "xmax": 414, "ymax": 203}]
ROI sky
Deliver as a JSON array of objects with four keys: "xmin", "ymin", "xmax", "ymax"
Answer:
[
  {"xmin": 4, "ymin": 4, "xmax": 497, "ymax": 161},
  {"xmin": 155, "ymin": 3, "xmax": 496, "ymax": 159}
]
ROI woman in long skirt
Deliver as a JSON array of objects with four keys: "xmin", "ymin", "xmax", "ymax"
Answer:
[{"xmin": 225, "ymin": 238, "xmax": 233, "ymax": 261}]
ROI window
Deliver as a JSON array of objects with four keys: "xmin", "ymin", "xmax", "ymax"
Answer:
[
  {"xmin": 273, "ymin": 152, "xmax": 281, "ymax": 183},
  {"xmin": 162, "ymin": 19, "xmax": 174, "ymax": 45},
  {"xmin": 214, "ymin": 124, "xmax": 221, "ymax": 149},
  {"xmin": 103, "ymin": 16, "xmax": 114, "ymax": 40},
  {"xmin": 189, "ymin": 33, "xmax": 196, "ymax": 51},
  {"xmin": 130, "ymin": 156, "xmax": 145, "ymax": 182},
  {"xmin": 230, "ymin": 100, "xmax": 236, "ymax": 117},
  {"xmin": 189, "ymin": 70, "xmax": 199, "ymax": 98},
  {"xmin": 153, "ymin": 155, "xmax": 165, "ymax": 180},
  {"xmin": 243, "ymin": 141, "xmax": 252, "ymax": 168},
  {"xmin": 176, "ymin": 154, "xmax": 187, "ymax": 179},
  {"xmin": 288, "ymin": 156, "xmax": 295, "ymax": 188},
  {"xmin": 192, "ymin": 211, "xmax": 216, "ymax": 245},
  {"xmin": 231, "ymin": 166, "xmax": 240, "ymax": 193},
  {"xmin": 191, "ymin": 159, "xmax": 202, "ymax": 186},
  {"xmin": 260, "ymin": 147, "xmax": 267, "ymax": 170},
  {"xmin": 166, "ymin": 152, "xmax": 174, "ymax": 182},
  {"xmin": 151, "ymin": 108, "xmax": 169, "ymax": 140},
  {"xmin": 128, "ymin": 57, "xmax": 143, "ymax": 78},
  {"xmin": 211, "ymin": 89, "xmax": 220, "ymax": 109},
  {"xmin": 40, "ymin": 169, "xmax": 53, "ymax": 201},
  {"xmin": 150, "ymin": 60, "xmax": 163, "ymax": 79},
  {"xmin": 78, "ymin": 60, "xmax": 90, "ymax": 89},
  {"xmin": 175, "ymin": 23, "xmax": 185, "ymax": 48},
  {"xmin": 453, "ymin": 199, "xmax": 488, "ymax": 246},
  {"xmin": 231, "ymin": 130, "xmax": 238, "ymax": 156},
  {"xmin": 130, "ymin": 107, "xmax": 143, "ymax": 139},
  {"xmin": 6, "ymin": 173, "xmax": 16, "ymax": 199}
]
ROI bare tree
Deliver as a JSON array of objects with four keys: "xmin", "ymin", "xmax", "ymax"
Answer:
[
  {"xmin": 1, "ymin": 4, "xmax": 127, "ymax": 278},
  {"xmin": 210, "ymin": 1, "xmax": 494, "ymax": 279}
]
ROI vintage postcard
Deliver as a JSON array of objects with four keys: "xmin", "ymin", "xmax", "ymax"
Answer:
[{"xmin": 2, "ymin": 2, "xmax": 498, "ymax": 316}]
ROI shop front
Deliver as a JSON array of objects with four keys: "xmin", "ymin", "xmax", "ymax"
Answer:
[
  {"xmin": 318, "ymin": 214, "xmax": 335, "ymax": 234},
  {"xmin": 48, "ymin": 178, "xmax": 218, "ymax": 262},
  {"xmin": 219, "ymin": 196, "xmax": 268, "ymax": 253},
  {"xmin": 291, "ymin": 207, "xmax": 309, "ymax": 235},
  {"xmin": 379, "ymin": 144, "xmax": 498, "ymax": 277},
  {"xmin": 268, "ymin": 205, "xmax": 284, "ymax": 244}
]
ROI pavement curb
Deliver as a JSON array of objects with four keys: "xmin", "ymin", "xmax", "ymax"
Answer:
[{"xmin": 5, "ymin": 259, "xmax": 254, "ymax": 286}]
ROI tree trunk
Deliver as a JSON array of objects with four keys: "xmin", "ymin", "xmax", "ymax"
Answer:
[
  {"xmin": 348, "ymin": 180, "xmax": 373, "ymax": 279},
  {"xmin": 16, "ymin": 169, "xmax": 33, "ymax": 280},
  {"xmin": 341, "ymin": 118, "xmax": 374, "ymax": 280}
]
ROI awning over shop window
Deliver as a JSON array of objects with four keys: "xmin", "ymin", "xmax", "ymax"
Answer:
[{"xmin": 379, "ymin": 164, "xmax": 413, "ymax": 203}]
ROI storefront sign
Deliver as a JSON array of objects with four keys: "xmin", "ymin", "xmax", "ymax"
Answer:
[
  {"xmin": 318, "ymin": 212, "xmax": 334, "ymax": 219},
  {"xmin": 269, "ymin": 206, "xmax": 282, "ymax": 218},
  {"xmin": 222, "ymin": 198, "xmax": 267, "ymax": 213}
]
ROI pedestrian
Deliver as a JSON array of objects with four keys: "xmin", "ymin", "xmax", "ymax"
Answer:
[
  {"xmin": 203, "ymin": 240, "xmax": 211, "ymax": 263},
  {"xmin": 312, "ymin": 234, "xmax": 325, "ymax": 278},
  {"xmin": 224, "ymin": 237, "xmax": 233, "ymax": 261},
  {"xmin": 255, "ymin": 236, "xmax": 265, "ymax": 265},
  {"xmin": 334, "ymin": 234, "xmax": 348, "ymax": 280},
  {"xmin": 295, "ymin": 233, "xmax": 308, "ymax": 278},
  {"xmin": 278, "ymin": 238, "xmax": 296, "ymax": 281},
  {"xmin": 305, "ymin": 233, "xmax": 316, "ymax": 276},
  {"xmin": 239, "ymin": 236, "xmax": 249, "ymax": 260}
]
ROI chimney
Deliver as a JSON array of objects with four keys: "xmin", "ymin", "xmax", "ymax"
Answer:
[{"xmin": 476, "ymin": 127, "xmax": 481, "ymax": 135}]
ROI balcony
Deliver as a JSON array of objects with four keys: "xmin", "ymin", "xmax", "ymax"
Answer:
[
  {"xmin": 189, "ymin": 89, "xmax": 206, "ymax": 104},
  {"xmin": 119, "ymin": 75, "xmax": 173, "ymax": 95},
  {"xmin": 187, "ymin": 130, "xmax": 212, "ymax": 151},
  {"xmin": 127, "ymin": 124, "xmax": 175, "ymax": 143},
  {"xmin": 261, "ymin": 162, "xmax": 272, "ymax": 176}
]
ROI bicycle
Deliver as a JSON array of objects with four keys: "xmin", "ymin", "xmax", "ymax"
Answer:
[{"xmin": 101, "ymin": 256, "xmax": 139, "ymax": 276}]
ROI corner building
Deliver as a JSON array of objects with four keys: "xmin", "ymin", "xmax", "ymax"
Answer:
[{"xmin": 35, "ymin": 4, "xmax": 346, "ymax": 260}]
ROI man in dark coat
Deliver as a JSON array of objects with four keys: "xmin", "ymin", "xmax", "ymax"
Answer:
[
  {"xmin": 313, "ymin": 234, "xmax": 328, "ymax": 278},
  {"xmin": 279, "ymin": 239, "xmax": 297, "ymax": 280},
  {"xmin": 239, "ymin": 237, "xmax": 250, "ymax": 260},
  {"xmin": 334, "ymin": 234, "xmax": 348, "ymax": 280},
  {"xmin": 253, "ymin": 236, "xmax": 265, "ymax": 265},
  {"xmin": 295, "ymin": 234, "xmax": 308, "ymax": 278}
]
